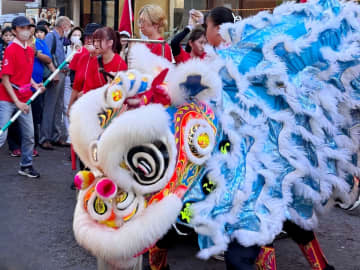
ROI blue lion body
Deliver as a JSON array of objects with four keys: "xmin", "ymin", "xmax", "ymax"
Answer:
[{"xmin": 180, "ymin": 0, "xmax": 360, "ymax": 256}]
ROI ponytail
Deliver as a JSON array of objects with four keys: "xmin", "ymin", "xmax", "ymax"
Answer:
[
  {"xmin": 208, "ymin": 6, "xmax": 234, "ymax": 26},
  {"xmin": 93, "ymin": 26, "xmax": 122, "ymax": 54},
  {"xmin": 114, "ymin": 31, "xmax": 122, "ymax": 54}
]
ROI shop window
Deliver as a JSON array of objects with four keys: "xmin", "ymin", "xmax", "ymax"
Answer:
[{"xmin": 90, "ymin": 0, "xmax": 119, "ymax": 29}]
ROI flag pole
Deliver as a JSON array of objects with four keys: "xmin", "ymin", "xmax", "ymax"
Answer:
[{"xmin": 128, "ymin": 0, "xmax": 133, "ymax": 37}]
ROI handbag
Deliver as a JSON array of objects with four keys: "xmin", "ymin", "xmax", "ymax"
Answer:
[{"xmin": 43, "ymin": 32, "xmax": 58, "ymax": 80}]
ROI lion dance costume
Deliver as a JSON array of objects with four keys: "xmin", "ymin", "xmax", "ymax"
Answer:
[{"xmin": 70, "ymin": 0, "xmax": 360, "ymax": 269}]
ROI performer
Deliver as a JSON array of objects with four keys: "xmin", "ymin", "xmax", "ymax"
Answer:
[
  {"xmin": 0, "ymin": 16, "xmax": 45, "ymax": 178},
  {"xmin": 205, "ymin": 6, "xmax": 335, "ymax": 270},
  {"xmin": 138, "ymin": 4, "xmax": 172, "ymax": 62},
  {"xmin": 170, "ymin": 9, "xmax": 206, "ymax": 64},
  {"xmin": 67, "ymin": 26, "xmax": 127, "ymax": 113},
  {"xmin": 69, "ymin": 1, "xmax": 360, "ymax": 270},
  {"xmin": 205, "ymin": 6, "xmax": 234, "ymax": 49}
]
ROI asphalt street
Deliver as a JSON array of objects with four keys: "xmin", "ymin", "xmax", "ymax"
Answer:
[{"xmin": 0, "ymin": 146, "xmax": 359, "ymax": 270}]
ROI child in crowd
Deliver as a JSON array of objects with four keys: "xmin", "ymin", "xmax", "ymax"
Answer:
[
  {"xmin": 35, "ymin": 25, "xmax": 48, "ymax": 40},
  {"xmin": 0, "ymin": 27, "xmax": 14, "ymax": 70}
]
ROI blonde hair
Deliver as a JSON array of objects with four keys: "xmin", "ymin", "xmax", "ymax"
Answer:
[{"xmin": 139, "ymin": 4, "xmax": 167, "ymax": 33}]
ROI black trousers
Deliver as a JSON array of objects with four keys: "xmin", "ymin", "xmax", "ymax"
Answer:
[{"xmin": 224, "ymin": 220, "xmax": 316, "ymax": 270}]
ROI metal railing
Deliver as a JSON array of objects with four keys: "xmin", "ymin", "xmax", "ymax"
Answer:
[{"xmin": 122, "ymin": 38, "xmax": 167, "ymax": 57}]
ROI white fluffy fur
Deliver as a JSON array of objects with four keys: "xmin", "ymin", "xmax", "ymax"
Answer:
[
  {"xmin": 97, "ymin": 104, "xmax": 177, "ymax": 195},
  {"xmin": 127, "ymin": 43, "xmax": 173, "ymax": 76},
  {"xmin": 73, "ymin": 193, "xmax": 182, "ymax": 268},
  {"xmin": 69, "ymin": 85, "xmax": 111, "ymax": 170},
  {"xmin": 167, "ymin": 58, "xmax": 223, "ymax": 106}
]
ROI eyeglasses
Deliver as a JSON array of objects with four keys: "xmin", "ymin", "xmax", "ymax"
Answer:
[{"xmin": 138, "ymin": 18, "xmax": 152, "ymax": 26}]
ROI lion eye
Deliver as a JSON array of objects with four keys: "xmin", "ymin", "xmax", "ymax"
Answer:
[
  {"xmin": 125, "ymin": 141, "xmax": 169, "ymax": 185},
  {"xmin": 115, "ymin": 191, "xmax": 135, "ymax": 211}
]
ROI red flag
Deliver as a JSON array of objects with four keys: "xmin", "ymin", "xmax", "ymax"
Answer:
[{"xmin": 119, "ymin": 0, "xmax": 133, "ymax": 37}]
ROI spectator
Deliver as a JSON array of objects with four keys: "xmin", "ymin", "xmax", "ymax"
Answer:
[
  {"xmin": 29, "ymin": 22, "xmax": 54, "ymax": 156},
  {"xmin": 1, "ymin": 27, "xmax": 18, "ymax": 157},
  {"xmin": 68, "ymin": 23, "xmax": 102, "ymax": 84},
  {"xmin": 1, "ymin": 27, "xmax": 14, "ymax": 46},
  {"xmin": 64, "ymin": 26, "xmax": 83, "ymax": 144},
  {"xmin": 40, "ymin": 16, "xmax": 72, "ymax": 150},
  {"xmin": 67, "ymin": 23, "xmax": 101, "ymax": 175},
  {"xmin": 119, "ymin": 30, "xmax": 130, "ymax": 63},
  {"xmin": 35, "ymin": 25, "xmax": 48, "ymax": 40},
  {"xmin": 0, "ymin": 27, "xmax": 14, "ymax": 71},
  {"xmin": 7, "ymin": 20, "xmax": 55, "ymax": 158},
  {"xmin": 0, "ymin": 16, "xmax": 45, "ymax": 178},
  {"xmin": 138, "ymin": 4, "xmax": 172, "ymax": 62},
  {"xmin": 37, "ymin": 20, "xmax": 51, "ymax": 33},
  {"xmin": 68, "ymin": 27, "xmax": 127, "ymax": 114}
]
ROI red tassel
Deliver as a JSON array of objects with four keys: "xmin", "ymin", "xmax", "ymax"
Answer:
[{"xmin": 71, "ymin": 144, "xmax": 76, "ymax": 171}]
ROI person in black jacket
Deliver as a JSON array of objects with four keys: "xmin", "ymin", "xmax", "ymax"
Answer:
[{"xmin": 170, "ymin": 9, "xmax": 207, "ymax": 64}]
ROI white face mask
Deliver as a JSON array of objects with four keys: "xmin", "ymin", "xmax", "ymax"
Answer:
[
  {"xmin": 86, "ymin": 44, "xmax": 95, "ymax": 53},
  {"xmin": 64, "ymin": 29, "xmax": 71, "ymax": 37},
  {"xmin": 71, "ymin": 36, "xmax": 81, "ymax": 45},
  {"xmin": 18, "ymin": 30, "xmax": 31, "ymax": 41}
]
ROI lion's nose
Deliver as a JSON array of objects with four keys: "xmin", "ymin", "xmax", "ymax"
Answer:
[{"xmin": 95, "ymin": 178, "xmax": 117, "ymax": 199}]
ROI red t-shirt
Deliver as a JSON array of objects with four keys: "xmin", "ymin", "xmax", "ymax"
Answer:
[
  {"xmin": 174, "ymin": 47, "xmax": 206, "ymax": 64},
  {"xmin": 146, "ymin": 37, "xmax": 172, "ymax": 62},
  {"xmin": 69, "ymin": 47, "xmax": 89, "ymax": 71},
  {"xmin": 0, "ymin": 41, "xmax": 35, "ymax": 103},
  {"xmin": 73, "ymin": 53, "xmax": 127, "ymax": 94}
]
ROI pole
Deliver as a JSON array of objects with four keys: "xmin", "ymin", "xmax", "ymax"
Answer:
[
  {"xmin": 0, "ymin": 51, "xmax": 77, "ymax": 136},
  {"xmin": 128, "ymin": 0, "xmax": 133, "ymax": 38},
  {"xmin": 122, "ymin": 38, "xmax": 166, "ymax": 46}
]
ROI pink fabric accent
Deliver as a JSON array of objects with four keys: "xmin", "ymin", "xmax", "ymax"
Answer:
[{"xmin": 96, "ymin": 179, "xmax": 117, "ymax": 198}]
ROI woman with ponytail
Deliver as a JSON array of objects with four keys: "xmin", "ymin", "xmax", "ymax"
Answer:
[
  {"xmin": 205, "ymin": 6, "xmax": 235, "ymax": 49},
  {"xmin": 67, "ymin": 27, "xmax": 127, "ymax": 113}
]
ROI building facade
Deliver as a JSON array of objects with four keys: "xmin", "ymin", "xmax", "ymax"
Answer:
[
  {"xmin": 1, "ymin": 0, "xmax": 278, "ymax": 35},
  {"xmin": 1, "ymin": 0, "xmax": 41, "ymax": 15},
  {"xmin": 79, "ymin": 0, "xmax": 277, "ymax": 35}
]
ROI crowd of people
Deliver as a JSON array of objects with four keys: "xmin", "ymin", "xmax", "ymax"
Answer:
[{"xmin": 0, "ymin": 4, "xmax": 213, "ymax": 179}]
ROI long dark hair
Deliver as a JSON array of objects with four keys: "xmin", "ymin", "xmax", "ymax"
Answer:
[
  {"xmin": 185, "ymin": 27, "xmax": 205, "ymax": 53},
  {"xmin": 93, "ymin": 27, "xmax": 121, "ymax": 54},
  {"xmin": 68, "ymin": 26, "xmax": 84, "ymax": 44},
  {"xmin": 208, "ymin": 6, "xmax": 234, "ymax": 26},
  {"xmin": 1, "ymin": 26, "xmax": 12, "ymax": 36}
]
